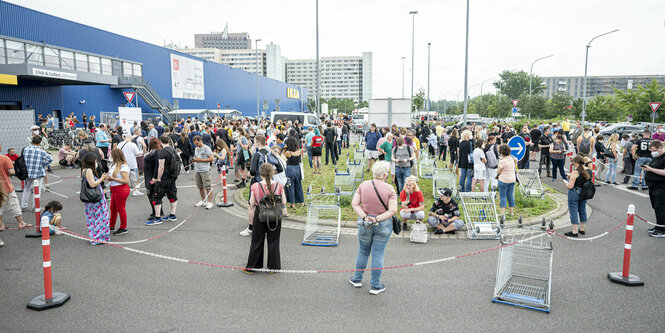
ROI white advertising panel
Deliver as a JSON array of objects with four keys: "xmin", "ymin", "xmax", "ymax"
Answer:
[
  {"xmin": 117, "ymin": 107, "xmax": 142, "ymax": 136},
  {"xmin": 170, "ymin": 54, "xmax": 204, "ymax": 100}
]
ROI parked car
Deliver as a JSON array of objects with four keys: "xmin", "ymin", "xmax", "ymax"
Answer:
[{"xmin": 599, "ymin": 124, "xmax": 644, "ymax": 137}]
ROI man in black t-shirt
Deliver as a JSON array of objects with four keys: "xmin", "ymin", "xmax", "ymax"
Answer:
[
  {"xmin": 148, "ymin": 136, "xmax": 179, "ymax": 225},
  {"xmin": 517, "ymin": 126, "xmax": 533, "ymax": 169},
  {"xmin": 323, "ymin": 123, "xmax": 337, "ymax": 165},
  {"xmin": 630, "ymin": 130, "xmax": 654, "ymax": 190},
  {"xmin": 538, "ymin": 127, "xmax": 552, "ymax": 177},
  {"xmin": 427, "ymin": 188, "xmax": 464, "ymax": 234},
  {"xmin": 644, "ymin": 140, "xmax": 665, "ymax": 237},
  {"xmin": 530, "ymin": 127, "xmax": 542, "ymax": 161},
  {"xmin": 342, "ymin": 122, "xmax": 350, "ymax": 148},
  {"xmin": 111, "ymin": 126, "xmax": 123, "ymax": 150},
  {"xmin": 500, "ymin": 126, "xmax": 514, "ymax": 145}
]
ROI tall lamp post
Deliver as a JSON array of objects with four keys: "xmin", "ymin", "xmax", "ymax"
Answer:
[
  {"xmin": 401, "ymin": 56, "xmax": 406, "ymax": 98},
  {"xmin": 582, "ymin": 29, "xmax": 619, "ymax": 124},
  {"xmin": 462, "ymin": 0, "xmax": 470, "ymax": 126},
  {"xmin": 409, "ymin": 11, "xmax": 418, "ymax": 114},
  {"xmin": 426, "ymin": 42, "xmax": 431, "ymax": 121},
  {"xmin": 529, "ymin": 54, "xmax": 553, "ymax": 96},
  {"xmin": 315, "ymin": 0, "xmax": 321, "ymax": 118},
  {"xmin": 255, "ymin": 38, "xmax": 262, "ymax": 117}
]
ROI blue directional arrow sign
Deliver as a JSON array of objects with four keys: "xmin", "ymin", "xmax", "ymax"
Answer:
[
  {"xmin": 512, "ymin": 107, "xmax": 519, "ymax": 114},
  {"xmin": 508, "ymin": 136, "xmax": 526, "ymax": 161}
]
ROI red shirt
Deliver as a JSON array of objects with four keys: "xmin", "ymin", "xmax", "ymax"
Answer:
[
  {"xmin": 6, "ymin": 153, "xmax": 18, "ymax": 162},
  {"xmin": 400, "ymin": 190, "xmax": 424, "ymax": 209},
  {"xmin": 312, "ymin": 136, "xmax": 324, "ymax": 148}
]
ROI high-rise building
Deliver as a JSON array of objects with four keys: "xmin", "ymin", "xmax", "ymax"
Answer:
[
  {"xmin": 194, "ymin": 24, "xmax": 251, "ymax": 50},
  {"xmin": 542, "ymin": 74, "xmax": 665, "ymax": 99},
  {"xmin": 177, "ymin": 48, "xmax": 223, "ymax": 62},
  {"xmin": 266, "ymin": 43, "xmax": 285, "ymax": 82},
  {"xmin": 218, "ymin": 49, "xmax": 266, "ymax": 76},
  {"xmin": 286, "ymin": 52, "xmax": 372, "ymax": 103}
]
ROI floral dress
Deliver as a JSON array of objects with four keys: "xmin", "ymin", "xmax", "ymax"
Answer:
[{"xmin": 84, "ymin": 173, "xmax": 110, "ymax": 245}]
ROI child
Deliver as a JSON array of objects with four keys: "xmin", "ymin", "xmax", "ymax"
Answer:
[
  {"xmin": 6, "ymin": 148, "xmax": 18, "ymax": 163},
  {"xmin": 42, "ymin": 201, "xmax": 64, "ymax": 235}
]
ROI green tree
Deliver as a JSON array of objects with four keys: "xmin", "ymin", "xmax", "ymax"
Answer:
[
  {"xmin": 357, "ymin": 100, "xmax": 369, "ymax": 109},
  {"xmin": 614, "ymin": 80, "xmax": 665, "ymax": 122},
  {"xmin": 519, "ymin": 94, "xmax": 548, "ymax": 119},
  {"xmin": 494, "ymin": 70, "xmax": 545, "ymax": 99},
  {"xmin": 412, "ymin": 88, "xmax": 426, "ymax": 112},
  {"xmin": 585, "ymin": 95, "xmax": 622, "ymax": 122},
  {"xmin": 546, "ymin": 93, "xmax": 574, "ymax": 119}
]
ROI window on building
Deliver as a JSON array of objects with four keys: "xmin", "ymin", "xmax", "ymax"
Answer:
[
  {"xmin": 88, "ymin": 56, "xmax": 101, "ymax": 74},
  {"xmin": 122, "ymin": 62, "xmax": 133, "ymax": 76},
  {"xmin": 26, "ymin": 44, "xmax": 43, "ymax": 65},
  {"xmin": 132, "ymin": 64, "xmax": 142, "ymax": 77},
  {"xmin": 101, "ymin": 58, "xmax": 112, "ymax": 75},
  {"xmin": 75, "ymin": 53, "xmax": 88, "ymax": 72},
  {"xmin": 44, "ymin": 47, "xmax": 59, "ymax": 68},
  {"xmin": 60, "ymin": 50, "xmax": 74, "ymax": 69},
  {"xmin": 6, "ymin": 40, "xmax": 25, "ymax": 64},
  {"xmin": 0, "ymin": 40, "xmax": 5, "ymax": 65}
]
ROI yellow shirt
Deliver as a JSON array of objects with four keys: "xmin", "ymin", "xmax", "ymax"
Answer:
[
  {"xmin": 562, "ymin": 121, "xmax": 570, "ymax": 131},
  {"xmin": 413, "ymin": 137, "xmax": 421, "ymax": 150}
]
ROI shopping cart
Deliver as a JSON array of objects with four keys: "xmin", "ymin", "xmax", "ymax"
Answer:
[
  {"xmin": 492, "ymin": 232, "xmax": 553, "ymax": 313},
  {"xmin": 419, "ymin": 157, "xmax": 436, "ymax": 179},
  {"xmin": 347, "ymin": 158, "xmax": 365, "ymax": 183},
  {"xmin": 516, "ymin": 169, "xmax": 545, "ymax": 198},
  {"xmin": 432, "ymin": 168, "xmax": 458, "ymax": 199},
  {"xmin": 460, "ymin": 192, "xmax": 501, "ymax": 239},
  {"xmin": 334, "ymin": 167, "xmax": 356, "ymax": 196},
  {"xmin": 302, "ymin": 186, "xmax": 341, "ymax": 246}
]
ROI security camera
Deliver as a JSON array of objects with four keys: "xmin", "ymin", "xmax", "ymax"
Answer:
[{"xmin": 80, "ymin": 100, "xmax": 85, "ymax": 104}]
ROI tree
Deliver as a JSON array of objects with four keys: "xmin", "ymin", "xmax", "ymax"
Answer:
[
  {"xmin": 546, "ymin": 93, "xmax": 574, "ymax": 119},
  {"xmin": 494, "ymin": 70, "xmax": 545, "ymax": 99},
  {"xmin": 519, "ymin": 94, "xmax": 548, "ymax": 119},
  {"xmin": 585, "ymin": 95, "xmax": 622, "ymax": 122},
  {"xmin": 412, "ymin": 88, "xmax": 426, "ymax": 112},
  {"xmin": 357, "ymin": 100, "xmax": 368, "ymax": 109},
  {"xmin": 614, "ymin": 80, "xmax": 665, "ymax": 122}
]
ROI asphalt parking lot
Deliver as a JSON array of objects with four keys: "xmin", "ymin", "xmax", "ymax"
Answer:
[{"xmin": 1, "ymin": 162, "xmax": 664, "ymax": 332}]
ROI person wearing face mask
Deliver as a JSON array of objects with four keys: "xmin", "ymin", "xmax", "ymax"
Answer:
[
  {"xmin": 652, "ymin": 124, "xmax": 665, "ymax": 142},
  {"xmin": 643, "ymin": 140, "xmax": 665, "ymax": 237}
]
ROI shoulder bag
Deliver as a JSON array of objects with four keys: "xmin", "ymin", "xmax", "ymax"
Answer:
[
  {"xmin": 80, "ymin": 169, "xmax": 103, "ymax": 203},
  {"xmin": 371, "ymin": 180, "xmax": 400, "ymax": 235},
  {"xmin": 257, "ymin": 183, "xmax": 284, "ymax": 231}
]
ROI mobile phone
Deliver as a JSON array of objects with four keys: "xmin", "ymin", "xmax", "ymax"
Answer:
[{"xmin": 641, "ymin": 165, "xmax": 647, "ymax": 169}]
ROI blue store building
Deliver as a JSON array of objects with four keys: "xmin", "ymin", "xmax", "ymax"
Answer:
[{"xmin": 0, "ymin": 1, "xmax": 307, "ymax": 127}]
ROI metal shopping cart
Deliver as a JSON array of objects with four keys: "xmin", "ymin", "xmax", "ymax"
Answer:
[
  {"xmin": 419, "ymin": 157, "xmax": 436, "ymax": 179},
  {"xmin": 460, "ymin": 192, "xmax": 502, "ymax": 239},
  {"xmin": 432, "ymin": 168, "xmax": 458, "ymax": 199},
  {"xmin": 492, "ymin": 231, "xmax": 553, "ymax": 313},
  {"xmin": 516, "ymin": 169, "xmax": 545, "ymax": 198},
  {"xmin": 302, "ymin": 186, "xmax": 341, "ymax": 246},
  {"xmin": 347, "ymin": 158, "xmax": 365, "ymax": 183},
  {"xmin": 334, "ymin": 167, "xmax": 356, "ymax": 196}
]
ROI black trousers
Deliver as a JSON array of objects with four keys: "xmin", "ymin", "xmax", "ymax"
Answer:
[
  {"xmin": 181, "ymin": 154, "xmax": 191, "ymax": 171},
  {"xmin": 648, "ymin": 182, "xmax": 665, "ymax": 231},
  {"xmin": 539, "ymin": 153, "xmax": 551, "ymax": 176},
  {"xmin": 623, "ymin": 157, "xmax": 635, "ymax": 184},
  {"xmin": 438, "ymin": 145, "xmax": 447, "ymax": 161},
  {"xmin": 246, "ymin": 210, "xmax": 282, "ymax": 270},
  {"xmin": 325, "ymin": 142, "xmax": 337, "ymax": 165}
]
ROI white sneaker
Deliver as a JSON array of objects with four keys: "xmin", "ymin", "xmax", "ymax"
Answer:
[
  {"xmin": 132, "ymin": 190, "xmax": 144, "ymax": 197},
  {"xmin": 206, "ymin": 202, "xmax": 214, "ymax": 210},
  {"xmin": 186, "ymin": 170, "xmax": 190, "ymax": 174},
  {"xmin": 195, "ymin": 200, "xmax": 205, "ymax": 207},
  {"xmin": 239, "ymin": 227, "xmax": 252, "ymax": 236}
]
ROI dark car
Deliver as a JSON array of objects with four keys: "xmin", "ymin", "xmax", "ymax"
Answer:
[{"xmin": 599, "ymin": 124, "xmax": 644, "ymax": 137}]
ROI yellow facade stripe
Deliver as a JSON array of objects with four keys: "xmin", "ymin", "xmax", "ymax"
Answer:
[{"xmin": 0, "ymin": 74, "xmax": 18, "ymax": 85}]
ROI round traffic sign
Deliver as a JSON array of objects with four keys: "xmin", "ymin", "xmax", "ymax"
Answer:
[{"xmin": 508, "ymin": 136, "xmax": 526, "ymax": 161}]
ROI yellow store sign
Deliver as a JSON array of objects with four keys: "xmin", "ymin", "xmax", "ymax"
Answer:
[
  {"xmin": 0, "ymin": 74, "xmax": 18, "ymax": 85},
  {"xmin": 287, "ymin": 87, "xmax": 299, "ymax": 99}
]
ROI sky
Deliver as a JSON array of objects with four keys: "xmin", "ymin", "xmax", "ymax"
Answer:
[{"xmin": 6, "ymin": 0, "xmax": 665, "ymax": 101}]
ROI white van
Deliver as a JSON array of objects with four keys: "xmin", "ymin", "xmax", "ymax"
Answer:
[{"xmin": 270, "ymin": 111, "xmax": 319, "ymax": 130}]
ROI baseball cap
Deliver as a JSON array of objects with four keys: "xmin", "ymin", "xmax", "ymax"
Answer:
[
  {"xmin": 30, "ymin": 125, "xmax": 39, "ymax": 130},
  {"xmin": 438, "ymin": 188, "xmax": 453, "ymax": 197}
]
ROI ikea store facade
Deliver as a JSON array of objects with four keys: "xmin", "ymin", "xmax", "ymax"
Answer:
[{"xmin": 0, "ymin": 2, "xmax": 308, "ymax": 131}]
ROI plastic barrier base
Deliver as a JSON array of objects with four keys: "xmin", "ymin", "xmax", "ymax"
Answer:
[
  {"xmin": 27, "ymin": 292, "xmax": 70, "ymax": 311},
  {"xmin": 607, "ymin": 272, "xmax": 644, "ymax": 286},
  {"xmin": 217, "ymin": 202, "xmax": 234, "ymax": 208},
  {"xmin": 25, "ymin": 230, "xmax": 42, "ymax": 238}
]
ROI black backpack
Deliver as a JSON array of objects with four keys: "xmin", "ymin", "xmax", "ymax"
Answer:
[
  {"xmin": 579, "ymin": 178, "xmax": 596, "ymax": 200},
  {"xmin": 14, "ymin": 148, "xmax": 28, "ymax": 181},
  {"xmin": 164, "ymin": 146, "xmax": 181, "ymax": 178}
]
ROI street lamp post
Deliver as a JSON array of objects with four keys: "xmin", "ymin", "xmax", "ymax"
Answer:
[
  {"xmin": 255, "ymin": 38, "xmax": 262, "ymax": 117},
  {"xmin": 582, "ymin": 29, "xmax": 619, "ymax": 124},
  {"xmin": 315, "ymin": 0, "xmax": 320, "ymax": 118},
  {"xmin": 409, "ymin": 11, "xmax": 418, "ymax": 114},
  {"xmin": 529, "ymin": 54, "xmax": 553, "ymax": 96},
  {"xmin": 427, "ymin": 42, "xmax": 431, "ymax": 121},
  {"xmin": 401, "ymin": 56, "xmax": 406, "ymax": 98},
  {"xmin": 462, "ymin": 0, "xmax": 470, "ymax": 126}
]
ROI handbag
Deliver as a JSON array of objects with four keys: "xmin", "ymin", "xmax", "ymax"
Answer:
[
  {"xmin": 257, "ymin": 183, "xmax": 284, "ymax": 231},
  {"xmin": 80, "ymin": 169, "xmax": 103, "ymax": 203},
  {"xmin": 370, "ymin": 180, "xmax": 401, "ymax": 235}
]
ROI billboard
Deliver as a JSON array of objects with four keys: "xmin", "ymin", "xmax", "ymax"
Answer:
[
  {"xmin": 117, "ymin": 107, "xmax": 142, "ymax": 136},
  {"xmin": 170, "ymin": 54, "xmax": 204, "ymax": 100}
]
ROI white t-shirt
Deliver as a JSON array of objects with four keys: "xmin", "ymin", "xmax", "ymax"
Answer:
[
  {"xmin": 108, "ymin": 164, "xmax": 130, "ymax": 187},
  {"xmin": 472, "ymin": 147, "xmax": 486, "ymax": 172},
  {"xmin": 118, "ymin": 141, "xmax": 140, "ymax": 169},
  {"xmin": 134, "ymin": 135, "xmax": 145, "ymax": 154}
]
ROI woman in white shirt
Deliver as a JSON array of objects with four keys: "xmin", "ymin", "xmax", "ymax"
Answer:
[
  {"xmin": 108, "ymin": 148, "xmax": 130, "ymax": 235},
  {"xmin": 471, "ymin": 139, "xmax": 487, "ymax": 192}
]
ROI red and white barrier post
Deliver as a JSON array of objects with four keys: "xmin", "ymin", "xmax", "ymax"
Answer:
[
  {"xmin": 16, "ymin": 179, "xmax": 25, "ymax": 193},
  {"xmin": 228, "ymin": 151, "xmax": 234, "ymax": 169},
  {"xmin": 26, "ymin": 180, "xmax": 43, "ymax": 238},
  {"xmin": 217, "ymin": 166, "xmax": 234, "ymax": 208},
  {"xmin": 27, "ymin": 211, "xmax": 70, "ymax": 310},
  {"xmin": 568, "ymin": 152, "xmax": 574, "ymax": 174},
  {"xmin": 592, "ymin": 157, "xmax": 596, "ymax": 184},
  {"xmin": 608, "ymin": 204, "xmax": 644, "ymax": 286}
]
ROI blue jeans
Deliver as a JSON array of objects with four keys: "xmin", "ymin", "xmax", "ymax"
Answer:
[
  {"xmin": 551, "ymin": 158, "xmax": 567, "ymax": 181},
  {"xmin": 459, "ymin": 168, "xmax": 473, "ymax": 192},
  {"xmin": 353, "ymin": 218, "xmax": 392, "ymax": 289},
  {"xmin": 285, "ymin": 165, "xmax": 304, "ymax": 204},
  {"xmin": 395, "ymin": 166, "xmax": 411, "ymax": 194},
  {"xmin": 498, "ymin": 181, "xmax": 515, "ymax": 208},
  {"xmin": 306, "ymin": 146, "xmax": 313, "ymax": 168},
  {"xmin": 605, "ymin": 157, "xmax": 617, "ymax": 183},
  {"xmin": 632, "ymin": 157, "xmax": 651, "ymax": 188},
  {"xmin": 567, "ymin": 187, "xmax": 588, "ymax": 225}
]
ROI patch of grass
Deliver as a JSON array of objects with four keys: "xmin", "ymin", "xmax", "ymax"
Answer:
[{"xmin": 239, "ymin": 147, "xmax": 557, "ymax": 223}]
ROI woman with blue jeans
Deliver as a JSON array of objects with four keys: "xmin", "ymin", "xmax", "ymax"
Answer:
[
  {"xmin": 349, "ymin": 161, "xmax": 397, "ymax": 295},
  {"xmin": 391, "ymin": 137, "xmax": 416, "ymax": 194},
  {"xmin": 283, "ymin": 131, "xmax": 305, "ymax": 208},
  {"xmin": 604, "ymin": 133, "xmax": 619, "ymax": 185},
  {"xmin": 495, "ymin": 144, "xmax": 517, "ymax": 218},
  {"xmin": 457, "ymin": 130, "xmax": 474, "ymax": 192},
  {"xmin": 563, "ymin": 155, "xmax": 591, "ymax": 237}
]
